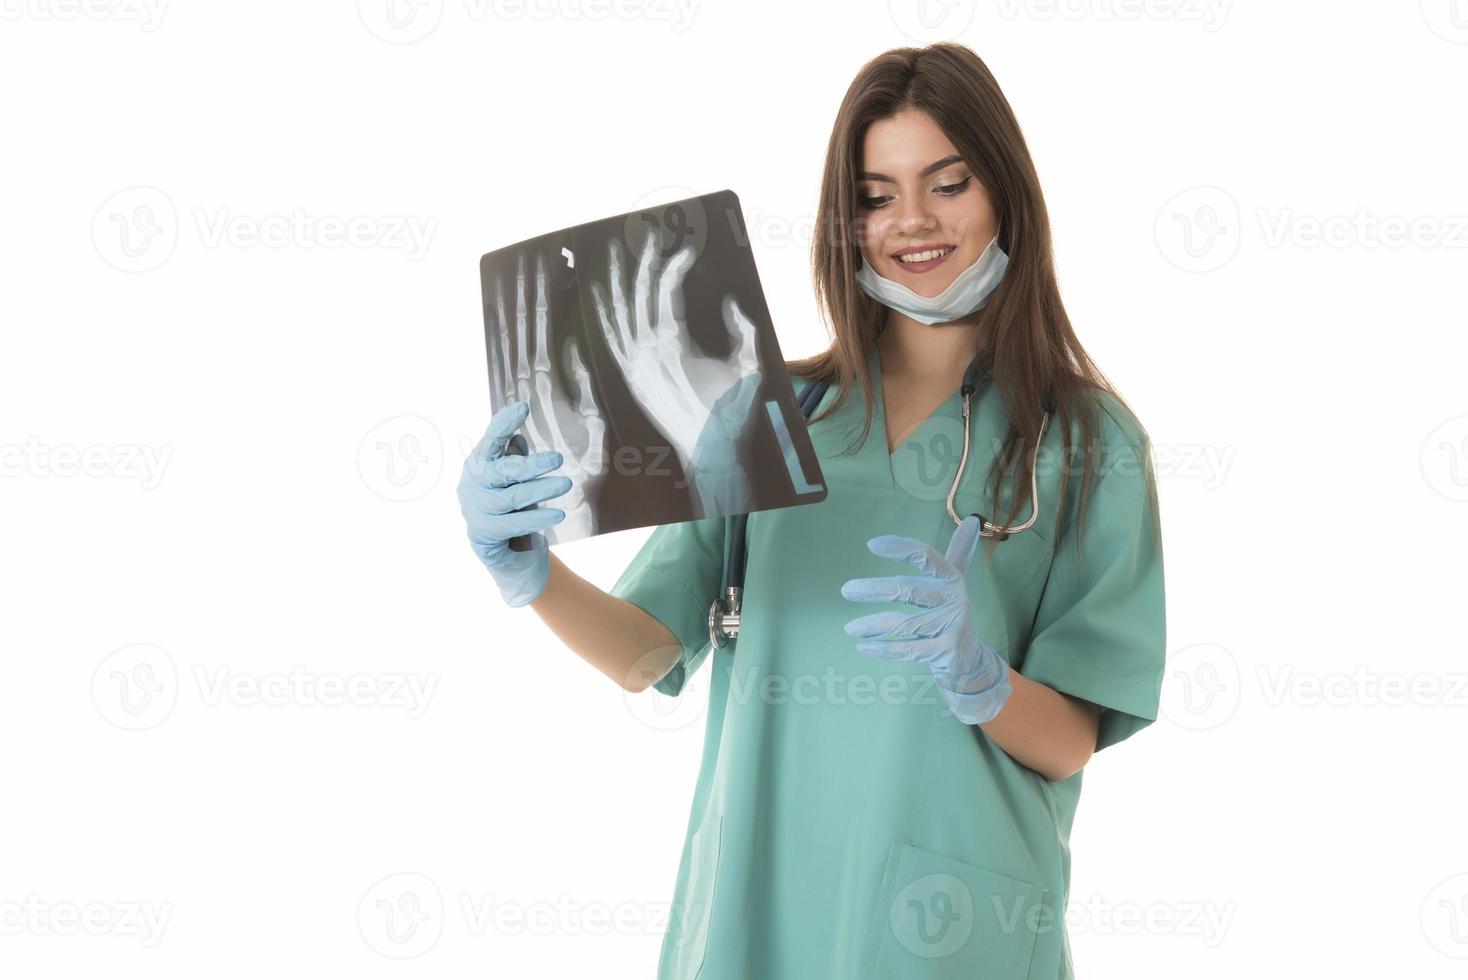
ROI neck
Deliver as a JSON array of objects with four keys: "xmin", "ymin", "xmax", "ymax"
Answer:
[{"xmin": 876, "ymin": 315, "xmax": 982, "ymax": 386}]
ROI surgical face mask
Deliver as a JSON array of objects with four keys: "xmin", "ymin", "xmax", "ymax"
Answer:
[{"xmin": 855, "ymin": 235, "xmax": 1009, "ymax": 326}]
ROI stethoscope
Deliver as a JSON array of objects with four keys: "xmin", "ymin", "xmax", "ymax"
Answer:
[{"xmin": 708, "ymin": 356, "xmax": 1051, "ymax": 647}]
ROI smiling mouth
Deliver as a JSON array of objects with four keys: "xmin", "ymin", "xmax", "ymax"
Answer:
[{"xmin": 893, "ymin": 245, "xmax": 956, "ymax": 264}]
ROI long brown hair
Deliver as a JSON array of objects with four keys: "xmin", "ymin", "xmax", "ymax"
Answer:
[{"xmin": 793, "ymin": 42, "xmax": 1138, "ymax": 546}]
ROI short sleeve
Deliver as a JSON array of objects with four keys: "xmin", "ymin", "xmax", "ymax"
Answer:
[
  {"xmin": 609, "ymin": 515, "xmax": 726, "ymax": 697},
  {"xmin": 1019, "ymin": 406, "xmax": 1166, "ymax": 751}
]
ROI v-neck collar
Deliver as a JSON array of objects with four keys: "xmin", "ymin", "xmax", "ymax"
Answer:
[
  {"xmin": 805, "ymin": 344, "xmax": 996, "ymax": 494},
  {"xmin": 867, "ymin": 343, "xmax": 968, "ymax": 489}
]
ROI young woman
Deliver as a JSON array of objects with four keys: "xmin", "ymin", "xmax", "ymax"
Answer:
[{"xmin": 458, "ymin": 42, "xmax": 1164, "ymax": 980}]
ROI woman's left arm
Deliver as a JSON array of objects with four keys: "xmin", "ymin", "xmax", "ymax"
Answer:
[
  {"xmin": 843, "ymin": 516, "xmax": 1105, "ymax": 782},
  {"xmin": 845, "ymin": 416, "xmax": 1164, "ymax": 782},
  {"xmin": 980, "ymin": 671, "xmax": 1101, "ymax": 782}
]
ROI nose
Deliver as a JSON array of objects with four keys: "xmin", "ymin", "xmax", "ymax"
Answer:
[{"xmin": 892, "ymin": 192, "xmax": 938, "ymax": 242}]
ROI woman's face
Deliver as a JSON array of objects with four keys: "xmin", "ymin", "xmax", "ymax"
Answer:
[{"xmin": 855, "ymin": 107, "xmax": 998, "ymax": 298}]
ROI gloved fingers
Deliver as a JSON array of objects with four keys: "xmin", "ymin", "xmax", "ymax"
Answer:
[
  {"xmin": 842, "ymin": 609, "xmax": 939, "ymax": 641},
  {"xmin": 852, "ymin": 634, "xmax": 950, "ymax": 667},
  {"xmin": 467, "ymin": 504, "xmax": 566, "ymax": 544},
  {"xmin": 473, "ymin": 535, "xmax": 509, "ymax": 567},
  {"xmin": 846, "ymin": 601, "xmax": 965, "ymax": 638},
  {"xmin": 480, "ymin": 528, "xmax": 550, "ymax": 560},
  {"xmin": 864, "ymin": 534, "xmax": 958, "ymax": 580},
  {"xmin": 460, "ymin": 474, "xmax": 572, "ymax": 516},
  {"xmin": 467, "ymin": 400, "xmax": 532, "ymax": 466},
  {"xmin": 513, "ymin": 474, "xmax": 573, "ymax": 510},
  {"xmin": 479, "ymin": 532, "xmax": 550, "ymax": 602},
  {"xmin": 944, "ymin": 515, "xmax": 984, "ymax": 573},
  {"xmin": 461, "ymin": 447, "xmax": 564, "ymax": 491},
  {"xmin": 840, "ymin": 574, "xmax": 950, "ymax": 608}
]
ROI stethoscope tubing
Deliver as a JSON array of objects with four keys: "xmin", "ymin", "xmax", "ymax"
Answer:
[
  {"xmin": 948, "ymin": 359, "xmax": 1049, "ymax": 537},
  {"xmin": 710, "ymin": 357, "xmax": 1047, "ymax": 647}
]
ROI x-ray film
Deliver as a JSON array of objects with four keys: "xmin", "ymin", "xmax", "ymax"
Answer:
[{"xmin": 478, "ymin": 189, "xmax": 828, "ymax": 545}]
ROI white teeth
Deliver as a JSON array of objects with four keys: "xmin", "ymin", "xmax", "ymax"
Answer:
[{"xmin": 896, "ymin": 247, "xmax": 953, "ymax": 263}]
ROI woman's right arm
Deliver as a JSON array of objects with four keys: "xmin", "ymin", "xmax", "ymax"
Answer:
[
  {"xmin": 527, "ymin": 551, "xmax": 682, "ymax": 694},
  {"xmin": 457, "ymin": 400, "xmax": 685, "ymax": 694}
]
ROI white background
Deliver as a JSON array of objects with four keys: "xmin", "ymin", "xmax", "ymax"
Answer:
[{"xmin": 3, "ymin": 1, "xmax": 1466, "ymax": 976}]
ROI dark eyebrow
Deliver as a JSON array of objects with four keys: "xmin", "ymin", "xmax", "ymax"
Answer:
[{"xmin": 857, "ymin": 154, "xmax": 967, "ymax": 183}]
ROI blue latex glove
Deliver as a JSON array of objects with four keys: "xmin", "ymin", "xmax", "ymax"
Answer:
[
  {"xmin": 840, "ymin": 515, "xmax": 1013, "ymax": 724},
  {"xmin": 456, "ymin": 399, "xmax": 572, "ymax": 607}
]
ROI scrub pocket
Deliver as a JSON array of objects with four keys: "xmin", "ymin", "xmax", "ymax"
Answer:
[
  {"xmin": 666, "ymin": 813, "xmax": 723, "ymax": 980},
  {"xmin": 861, "ymin": 840, "xmax": 1050, "ymax": 980}
]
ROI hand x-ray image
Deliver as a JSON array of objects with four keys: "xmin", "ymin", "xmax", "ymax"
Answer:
[{"xmin": 478, "ymin": 189, "xmax": 828, "ymax": 545}]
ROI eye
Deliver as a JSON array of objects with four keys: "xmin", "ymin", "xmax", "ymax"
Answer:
[
  {"xmin": 858, "ymin": 194, "xmax": 892, "ymax": 210},
  {"xmin": 935, "ymin": 176, "xmax": 973, "ymax": 196}
]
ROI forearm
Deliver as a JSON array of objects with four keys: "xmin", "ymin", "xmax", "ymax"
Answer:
[
  {"xmin": 977, "ymin": 670, "xmax": 1101, "ymax": 781},
  {"xmin": 528, "ymin": 551, "xmax": 683, "ymax": 692}
]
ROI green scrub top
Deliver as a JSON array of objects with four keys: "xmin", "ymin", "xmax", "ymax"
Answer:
[{"xmin": 609, "ymin": 345, "xmax": 1165, "ymax": 980}]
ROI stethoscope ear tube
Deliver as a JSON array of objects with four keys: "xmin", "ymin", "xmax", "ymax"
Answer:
[{"xmin": 952, "ymin": 354, "xmax": 1050, "ymax": 539}]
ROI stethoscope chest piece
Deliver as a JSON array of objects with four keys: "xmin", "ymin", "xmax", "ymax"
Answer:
[{"xmin": 709, "ymin": 586, "xmax": 741, "ymax": 648}]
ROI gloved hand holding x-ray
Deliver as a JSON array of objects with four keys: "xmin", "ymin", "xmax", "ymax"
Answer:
[{"xmin": 469, "ymin": 190, "xmax": 827, "ymax": 554}]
